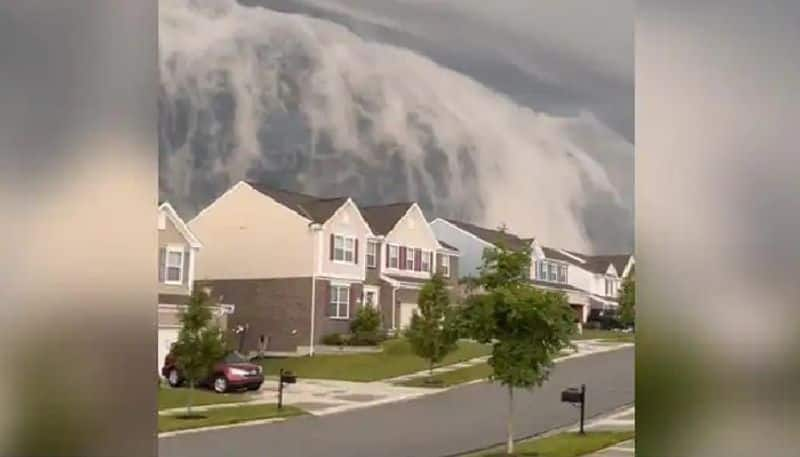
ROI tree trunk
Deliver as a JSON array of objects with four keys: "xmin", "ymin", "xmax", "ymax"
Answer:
[
  {"xmin": 187, "ymin": 379, "xmax": 194, "ymax": 416},
  {"xmin": 506, "ymin": 384, "xmax": 514, "ymax": 455}
]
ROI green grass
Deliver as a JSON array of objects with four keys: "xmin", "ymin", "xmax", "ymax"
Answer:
[
  {"xmin": 158, "ymin": 386, "xmax": 252, "ymax": 411},
  {"xmin": 399, "ymin": 363, "xmax": 493, "ymax": 388},
  {"xmin": 478, "ymin": 431, "xmax": 634, "ymax": 457},
  {"xmin": 158, "ymin": 404, "xmax": 305, "ymax": 433},
  {"xmin": 573, "ymin": 329, "xmax": 634, "ymax": 343},
  {"xmin": 258, "ymin": 338, "xmax": 491, "ymax": 382}
]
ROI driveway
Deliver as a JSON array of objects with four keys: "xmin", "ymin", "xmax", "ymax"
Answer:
[{"xmin": 159, "ymin": 346, "xmax": 633, "ymax": 457}]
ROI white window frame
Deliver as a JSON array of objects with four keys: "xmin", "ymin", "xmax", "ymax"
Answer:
[
  {"xmin": 440, "ymin": 254, "xmax": 451, "ymax": 278},
  {"xmin": 333, "ymin": 234, "xmax": 356, "ymax": 264},
  {"xmin": 388, "ymin": 244, "xmax": 399, "ymax": 269},
  {"xmin": 557, "ymin": 264, "xmax": 568, "ymax": 283},
  {"xmin": 547, "ymin": 262, "xmax": 557, "ymax": 282},
  {"xmin": 406, "ymin": 247, "xmax": 416, "ymax": 271},
  {"xmin": 366, "ymin": 240, "xmax": 378, "ymax": 268},
  {"xmin": 164, "ymin": 245, "xmax": 184, "ymax": 285},
  {"xmin": 329, "ymin": 284, "xmax": 350, "ymax": 319},
  {"xmin": 362, "ymin": 285, "xmax": 380, "ymax": 308},
  {"xmin": 421, "ymin": 250, "xmax": 431, "ymax": 272}
]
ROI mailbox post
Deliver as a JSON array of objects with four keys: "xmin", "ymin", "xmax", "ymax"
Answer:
[
  {"xmin": 277, "ymin": 368, "xmax": 297, "ymax": 410},
  {"xmin": 560, "ymin": 384, "xmax": 586, "ymax": 434}
]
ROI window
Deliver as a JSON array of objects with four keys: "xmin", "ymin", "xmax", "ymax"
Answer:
[
  {"xmin": 405, "ymin": 247, "xmax": 415, "ymax": 270},
  {"xmin": 363, "ymin": 290, "xmax": 377, "ymax": 308},
  {"xmin": 366, "ymin": 241, "xmax": 378, "ymax": 268},
  {"xmin": 558, "ymin": 265, "xmax": 567, "ymax": 283},
  {"xmin": 537, "ymin": 261, "xmax": 547, "ymax": 281},
  {"xmin": 388, "ymin": 245, "xmax": 399, "ymax": 268},
  {"xmin": 548, "ymin": 262, "xmax": 557, "ymax": 282},
  {"xmin": 440, "ymin": 255, "xmax": 451, "ymax": 277},
  {"xmin": 333, "ymin": 235, "xmax": 356, "ymax": 263},
  {"xmin": 165, "ymin": 246, "xmax": 184, "ymax": 284},
  {"xmin": 605, "ymin": 278, "xmax": 616, "ymax": 297},
  {"xmin": 329, "ymin": 285, "xmax": 350, "ymax": 319},
  {"xmin": 421, "ymin": 251, "xmax": 431, "ymax": 272}
]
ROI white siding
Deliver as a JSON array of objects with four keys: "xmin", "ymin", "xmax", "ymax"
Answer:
[
  {"xmin": 382, "ymin": 205, "xmax": 441, "ymax": 279},
  {"xmin": 430, "ymin": 219, "xmax": 493, "ymax": 279},
  {"xmin": 318, "ymin": 200, "xmax": 372, "ymax": 281}
]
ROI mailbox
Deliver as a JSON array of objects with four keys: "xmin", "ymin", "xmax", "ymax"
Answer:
[
  {"xmin": 561, "ymin": 387, "xmax": 583, "ymax": 403},
  {"xmin": 280, "ymin": 371, "xmax": 297, "ymax": 384}
]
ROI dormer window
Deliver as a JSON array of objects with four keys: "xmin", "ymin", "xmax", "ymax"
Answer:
[
  {"xmin": 605, "ymin": 277, "xmax": 618, "ymax": 297},
  {"xmin": 165, "ymin": 246, "xmax": 184, "ymax": 285},
  {"xmin": 536, "ymin": 260, "xmax": 568, "ymax": 284}
]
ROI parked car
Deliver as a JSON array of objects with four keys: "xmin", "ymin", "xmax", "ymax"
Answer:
[
  {"xmin": 586, "ymin": 308, "xmax": 624, "ymax": 330},
  {"xmin": 161, "ymin": 351, "xmax": 264, "ymax": 393}
]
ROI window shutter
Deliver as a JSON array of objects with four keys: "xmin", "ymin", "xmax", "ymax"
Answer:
[
  {"xmin": 350, "ymin": 284, "xmax": 360, "ymax": 315},
  {"xmin": 324, "ymin": 281, "xmax": 333, "ymax": 316},
  {"xmin": 414, "ymin": 249, "xmax": 421, "ymax": 271},
  {"xmin": 330, "ymin": 234, "xmax": 335, "ymax": 260},
  {"xmin": 399, "ymin": 247, "xmax": 407, "ymax": 270},
  {"xmin": 183, "ymin": 247, "xmax": 191, "ymax": 285},
  {"xmin": 158, "ymin": 247, "xmax": 166, "ymax": 282},
  {"xmin": 386, "ymin": 245, "xmax": 391, "ymax": 268},
  {"xmin": 354, "ymin": 239, "xmax": 359, "ymax": 264}
]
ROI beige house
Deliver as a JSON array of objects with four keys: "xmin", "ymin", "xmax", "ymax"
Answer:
[
  {"xmin": 360, "ymin": 202, "xmax": 459, "ymax": 331},
  {"xmin": 157, "ymin": 202, "xmax": 231, "ymax": 371},
  {"xmin": 188, "ymin": 182, "xmax": 376, "ymax": 354}
]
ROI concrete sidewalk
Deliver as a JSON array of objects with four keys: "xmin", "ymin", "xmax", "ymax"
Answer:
[{"xmin": 586, "ymin": 439, "xmax": 634, "ymax": 456}]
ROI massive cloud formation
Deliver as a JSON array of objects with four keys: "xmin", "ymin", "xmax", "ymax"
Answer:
[{"xmin": 159, "ymin": 0, "xmax": 633, "ymax": 253}]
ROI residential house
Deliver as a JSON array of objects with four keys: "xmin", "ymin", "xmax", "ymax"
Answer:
[
  {"xmin": 544, "ymin": 249, "xmax": 635, "ymax": 313},
  {"xmin": 157, "ymin": 202, "xmax": 232, "ymax": 372},
  {"xmin": 430, "ymin": 218, "xmax": 592, "ymax": 324},
  {"xmin": 360, "ymin": 203, "xmax": 460, "ymax": 331},
  {"xmin": 187, "ymin": 182, "xmax": 374, "ymax": 354}
]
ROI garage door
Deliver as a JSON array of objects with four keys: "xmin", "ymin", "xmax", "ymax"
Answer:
[
  {"xmin": 157, "ymin": 327, "xmax": 180, "ymax": 374},
  {"xmin": 398, "ymin": 303, "xmax": 419, "ymax": 330}
]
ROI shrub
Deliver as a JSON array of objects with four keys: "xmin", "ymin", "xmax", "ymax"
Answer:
[
  {"xmin": 322, "ymin": 333, "xmax": 347, "ymax": 346},
  {"xmin": 350, "ymin": 306, "xmax": 381, "ymax": 334},
  {"xmin": 348, "ymin": 331, "xmax": 387, "ymax": 346}
]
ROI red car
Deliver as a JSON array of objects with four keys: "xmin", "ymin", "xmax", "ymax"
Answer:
[{"xmin": 162, "ymin": 351, "xmax": 264, "ymax": 393}]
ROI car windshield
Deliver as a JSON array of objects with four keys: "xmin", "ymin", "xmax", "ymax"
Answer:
[{"xmin": 223, "ymin": 352, "xmax": 248, "ymax": 364}]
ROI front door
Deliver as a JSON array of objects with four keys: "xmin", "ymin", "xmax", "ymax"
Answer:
[
  {"xmin": 399, "ymin": 302, "xmax": 419, "ymax": 329},
  {"xmin": 362, "ymin": 285, "xmax": 380, "ymax": 309}
]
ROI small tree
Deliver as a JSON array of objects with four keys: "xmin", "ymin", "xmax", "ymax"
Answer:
[
  {"xmin": 619, "ymin": 276, "xmax": 635, "ymax": 328},
  {"xmin": 463, "ymin": 237, "xmax": 575, "ymax": 455},
  {"xmin": 405, "ymin": 273, "xmax": 460, "ymax": 378},
  {"xmin": 350, "ymin": 306, "xmax": 381, "ymax": 335},
  {"xmin": 171, "ymin": 289, "xmax": 228, "ymax": 416}
]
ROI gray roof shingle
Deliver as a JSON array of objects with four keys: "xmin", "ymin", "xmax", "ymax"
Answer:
[
  {"xmin": 360, "ymin": 202, "xmax": 415, "ymax": 235},
  {"xmin": 443, "ymin": 218, "xmax": 530, "ymax": 252},
  {"xmin": 247, "ymin": 182, "xmax": 349, "ymax": 224}
]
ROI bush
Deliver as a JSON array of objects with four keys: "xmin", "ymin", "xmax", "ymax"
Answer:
[
  {"xmin": 349, "ymin": 331, "xmax": 387, "ymax": 346},
  {"xmin": 350, "ymin": 306, "xmax": 381, "ymax": 334},
  {"xmin": 322, "ymin": 333, "xmax": 347, "ymax": 346}
]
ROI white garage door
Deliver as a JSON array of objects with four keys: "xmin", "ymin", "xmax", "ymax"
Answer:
[
  {"xmin": 398, "ymin": 303, "xmax": 419, "ymax": 330},
  {"xmin": 157, "ymin": 327, "xmax": 180, "ymax": 374}
]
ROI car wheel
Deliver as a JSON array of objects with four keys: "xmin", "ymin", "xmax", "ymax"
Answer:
[
  {"xmin": 167, "ymin": 369, "xmax": 182, "ymax": 388},
  {"xmin": 213, "ymin": 376, "xmax": 228, "ymax": 393}
]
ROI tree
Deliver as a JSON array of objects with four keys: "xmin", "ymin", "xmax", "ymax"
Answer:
[
  {"xmin": 171, "ymin": 288, "xmax": 228, "ymax": 416},
  {"xmin": 405, "ymin": 272, "xmax": 460, "ymax": 378},
  {"xmin": 619, "ymin": 276, "xmax": 635, "ymax": 328},
  {"xmin": 462, "ymin": 238, "xmax": 575, "ymax": 455}
]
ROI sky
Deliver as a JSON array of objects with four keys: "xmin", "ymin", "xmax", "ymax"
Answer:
[{"xmin": 159, "ymin": 0, "xmax": 633, "ymax": 253}]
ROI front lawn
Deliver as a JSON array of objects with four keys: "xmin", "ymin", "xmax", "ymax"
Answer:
[
  {"xmin": 399, "ymin": 363, "xmax": 492, "ymax": 388},
  {"xmin": 258, "ymin": 338, "xmax": 491, "ymax": 382},
  {"xmin": 573, "ymin": 329, "xmax": 634, "ymax": 343},
  {"xmin": 158, "ymin": 386, "xmax": 252, "ymax": 411},
  {"xmin": 158, "ymin": 404, "xmax": 305, "ymax": 433},
  {"xmin": 478, "ymin": 431, "xmax": 634, "ymax": 457}
]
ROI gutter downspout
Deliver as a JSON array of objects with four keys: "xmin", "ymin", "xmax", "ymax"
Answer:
[{"xmin": 308, "ymin": 223, "xmax": 321, "ymax": 356}]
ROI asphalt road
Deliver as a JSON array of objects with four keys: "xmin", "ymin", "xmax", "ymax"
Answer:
[{"xmin": 159, "ymin": 347, "xmax": 634, "ymax": 457}]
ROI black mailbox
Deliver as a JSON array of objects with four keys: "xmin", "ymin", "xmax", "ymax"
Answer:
[
  {"xmin": 561, "ymin": 387, "xmax": 583, "ymax": 403},
  {"xmin": 280, "ymin": 371, "xmax": 297, "ymax": 384}
]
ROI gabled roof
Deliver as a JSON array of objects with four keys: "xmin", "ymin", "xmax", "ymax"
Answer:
[
  {"xmin": 563, "ymin": 250, "xmax": 632, "ymax": 276},
  {"xmin": 159, "ymin": 202, "xmax": 202, "ymax": 248},
  {"xmin": 441, "ymin": 218, "xmax": 529, "ymax": 251},
  {"xmin": 541, "ymin": 246, "xmax": 578, "ymax": 264},
  {"xmin": 246, "ymin": 182, "xmax": 349, "ymax": 224},
  {"xmin": 360, "ymin": 202, "xmax": 415, "ymax": 235}
]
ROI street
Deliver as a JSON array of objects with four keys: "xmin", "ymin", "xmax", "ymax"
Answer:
[{"xmin": 159, "ymin": 346, "xmax": 633, "ymax": 457}]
